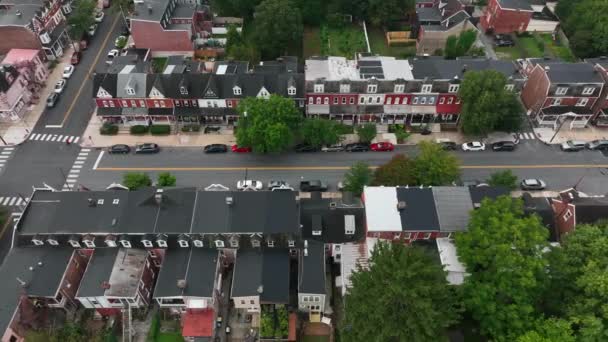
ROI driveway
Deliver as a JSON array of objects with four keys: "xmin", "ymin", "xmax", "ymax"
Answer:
[{"xmin": 476, "ymin": 24, "xmax": 498, "ymax": 60}]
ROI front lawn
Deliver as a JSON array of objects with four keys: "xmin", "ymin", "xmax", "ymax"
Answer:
[
  {"xmin": 320, "ymin": 24, "xmax": 367, "ymax": 57},
  {"xmin": 495, "ymin": 46, "xmax": 522, "ymax": 60},
  {"xmin": 367, "ymin": 26, "xmax": 416, "ymax": 58},
  {"xmin": 517, "ymin": 36, "xmax": 544, "ymax": 58}
]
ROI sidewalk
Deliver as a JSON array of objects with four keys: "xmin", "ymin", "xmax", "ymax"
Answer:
[
  {"xmin": 0, "ymin": 46, "xmax": 75, "ymax": 146},
  {"xmin": 534, "ymin": 126, "xmax": 608, "ymax": 144}
]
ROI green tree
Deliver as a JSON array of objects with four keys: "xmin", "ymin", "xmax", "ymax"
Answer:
[
  {"xmin": 455, "ymin": 196, "xmax": 549, "ymax": 340},
  {"xmin": 372, "ymin": 154, "xmax": 417, "ymax": 186},
  {"xmin": 343, "ymin": 162, "xmax": 372, "ymax": 196},
  {"xmin": 341, "ymin": 242, "xmax": 461, "ymax": 341},
  {"xmin": 368, "ymin": 0, "xmax": 415, "ymax": 27},
  {"xmin": 225, "ymin": 25, "xmax": 242, "ymax": 54},
  {"xmin": 157, "ymin": 172, "xmax": 176, "ymax": 187},
  {"xmin": 122, "ymin": 173, "xmax": 152, "ymax": 190},
  {"xmin": 211, "ymin": 0, "xmax": 263, "ymax": 18},
  {"xmin": 236, "ymin": 95, "xmax": 302, "ymax": 153},
  {"xmin": 488, "ymin": 170, "xmax": 518, "ymax": 190},
  {"xmin": 356, "ymin": 123, "xmax": 377, "ymax": 143},
  {"xmin": 294, "ymin": 0, "xmax": 327, "ymax": 25},
  {"xmin": 459, "ymin": 70, "xmax": 523, "ymax": 135},
  {"xmin": 67, "ymin": 0, "xmax": 96, "ymax": 46},
  {"xmin": 253, "ymin": 0, "xmax": 303, "ymax": 59},
  {"xmin": 557, "ymin": 0, "xmax": 608, "ymax": 58},
  {"xmin": 445, "ymin": 30, "xmax": 478, "ymax": 59},
  {"xmin": 516, "ymin": 318, "xmax": 575, "ymax": 342},
  {"xmin": 51, "ymin": 323, "xmax": 85, "ymax": 342},
  {"xmin": 413, "ymin": 141, "xmax": 460, "ymax": 186},
  {"xmin": 300, "ymin": 119, "xmax": 341, "ymax": 147}
]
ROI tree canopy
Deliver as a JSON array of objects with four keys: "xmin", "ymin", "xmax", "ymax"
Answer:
[
  {"xmin": 556, "ymin": 0, "xmax": 608, "ymax": 58},
  {"xmin": 225, "ymin": 25, "xmax": 259, "ymax": 62},
  {"xmin": 123, "ymin": 173, "xmax": 152, "ymax": 190},
  {"xmin": 157, "ymin": 172, "xmax": 176, "ymax": 187},
  {"xmin": 253, "ymin": 0, "xmax": 303, "ymax": 59},
  {"xmin": 67, "ymin": 0, "xmax": 96, "ymax": 41},
  {"xmin": 341, "ymin": 242, "xmax": 461, "ymax": 341},
  {"xmin": 371, "ymin": 154, "xmax": 416, "ymax": 186},
  {"xmin": 444, "ymin": 30, "xmax": 478, "ymax": 59},
  {"xmin": 459, "ymin": 70, "xmax": 523, "ymax": 136},
  {"xmin": 356, "ymin": 123, "xmax": 377, "ymax": 143},
  {"xmin": 236, "ymin": 95, "xmax": 302, "ymax": 153},
  {"xmin": 488, "ymin": 169, "xmax": 518, "ymax": 190},
  {"xmin": 343, "ymin": 162, "xmax": 372, "ymax": 196},
  {"xmin": 455, "ymin": 196, "xmax": 549, "ymax": 340},
  {"xmin": 300, "ymin": 119, "xmax": 341, "ymax": 148},
  {"xmin": 413, "ymin": 141, "xmax": 460, "ymax": 186},
  {"xmin": 368, "ymin": 0, "xmax": 415, "ymax": 27}
]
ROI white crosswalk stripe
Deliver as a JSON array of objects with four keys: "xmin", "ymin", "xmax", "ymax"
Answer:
[
  {"xmin": 0, "ymin": 196, "xmax": 28, "ymax": 206},
  {"xmin": 28, "ymin": 133, "xmax": 81, "ymax": 144},
  {"xmin": 0, "ymin": 147, "xmax": 15, "ymax": 172},
  {"xmin": 62, "ymin": 147, "xmax": 92, "ymax": 191},
  {"xmin": 517, "ymin": 132, "xmax": 536, "ymax": 140}
]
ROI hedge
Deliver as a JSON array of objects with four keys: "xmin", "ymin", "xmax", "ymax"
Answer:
[
  {"xmin": 100, "ymin": 123, "xmax": 118, "ymax": 135},
  {"xmin": 181, "ymin": 124, "xmax": 201, "ymax": 132},
  {"xmin": 130, "ymin": 125, "xmax": 149, "ymax": 135},
  {"xmin": 150, "ymin": 125, "xmax": 171, "ymax": 135}
]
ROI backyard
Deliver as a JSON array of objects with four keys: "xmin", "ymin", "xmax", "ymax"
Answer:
[
  {"xmin": 304, "ymin": 24, "xmax": 367, "ymax": 58},
  {"xmin": 367, "ymin": 26, "xmax": 416, "ymax": 58},
  {"xmin": 495, "ymin": 33, "xmax": 576, "ymax": 61}
]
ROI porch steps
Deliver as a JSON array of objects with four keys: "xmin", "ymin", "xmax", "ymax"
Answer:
[{"xmin": 122, "ymin": 307, "xmax": 133, "ymax": 342}]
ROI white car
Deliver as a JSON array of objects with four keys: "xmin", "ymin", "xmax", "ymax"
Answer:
[
  {"xmin": 520, "ymin": 179, "xmax": 547, "ymax": 191},
  {"xmin": 236, "ymin": 180, "xmax": 263, "ymax": 191},
  {"xmin": 62, "ymin": 65, "xmax": 74, "ymax": 79},
  {"xmin": 54, "ymin": 79, "xmax": 66, "ymax": 93},
  {"xmin": 461, "ymin": 141, "xmax": 486, "ymax": 151},
  {"xmin": 88, "ymin": 24, "xmax": 98, "ymax": 36},
  {"xmin": 94, "ymin": 11, "xmax": 105, "ymax": 23},
  {"xmin": 106, "ymin": 49, "xmax": 119, "ymax": 64}
]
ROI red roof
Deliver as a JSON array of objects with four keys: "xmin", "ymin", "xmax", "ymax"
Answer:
[
  {"xmin": 182, "ymin": 309, "xmax": 214, "ymax": 337},
  {"xmin": 1, "ymin": 49, "xmax": 40, "ymax": 64}
]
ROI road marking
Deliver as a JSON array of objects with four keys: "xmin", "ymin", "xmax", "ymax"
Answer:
[
  {"xmin": 40, "ymin": 134, "xmax": 48, "ymax": 140},
  {"xmin": 0, "ymin": 155, "xmax": 9, "ymax": 159},
  {"xmin": 93, "ymin": 151, "xmax": 104, "ymax": 170},
  {"xmin": 50, "ymin": 15, "xmax": 120, "ymax": 127},
  {"xmin": 74, "ymin": 160, "xmax": 85, "ymax": 165},
  {"xmin": 1, "ymin": 151, "xmax": 12, "ymax": 155},
  {"xmin": 66, "ymin": 179, "xmax": 77, "ymax": 183},
  {"xmin": 76, "ymin": 156, "xmax": 87, "ymax": 160},
  {"xmin": 69, "ymin": 169, "xmax": 81, "ymax": 173},
  {"xmin": 94, "ymin": 164, "xmax": 608, "ymax": 172},
  {"xmin": 2, "ymin": 198, "xmax": 9, "ymax": 205},
  {"xmin": 3, "ymin": 147, "xmax": 14, "ymax": 151},
  {"xmin": 73, "ymin": 164, "xmax": 83, "ymax": 169},
  {"xmin": 81, "ymin": 148, "xmax": 91, "ymax": 152},
  {"xmin": 8, "ymin": 198, "xmax": 16, "ymax": 205}
]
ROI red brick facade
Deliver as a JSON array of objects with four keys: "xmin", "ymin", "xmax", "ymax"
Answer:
[
  {"xmin": 0, "ymin": 27, "xmax": 41, "ymax": 55},
  {"xmin": 480, "ymin": 0, "xmax": 533, "ymax": 34}
]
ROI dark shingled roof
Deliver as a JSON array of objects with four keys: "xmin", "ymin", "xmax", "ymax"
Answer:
[
  {"xmin": 467, "ymin": 185, "xmax": 510, "ymax": 207},
  {"xmin": 542, "ymin": 63, "xmax": 604, "ymax": 84},
  {"xmin": 231, "ymin": 249, "xmax": 290, "ymax": 303},
  {"xmin": 154, "ymin": 248, "xmax": 218, "ymax": 298},
  {"xmin": 573, "ymin": 197, "xmax": 608, "ymax": 225},
  {"xmin": 396, "ymin": 188, "xmax": 440, "ymax": 231},
  {"xmin": 497, "ymin": 0, "xmax": 533, "ymax": 11},
  {"xmin": 411, "ymin": 58, "xmax": 522, "ymax": 80},
  {"xmin": 76, "ymin": 248, "xmax": 120, "ymax": 298},
  {"xmin": 298, "ymin": 241, "xmax": 326, "ymax": 294},
  {"xmin": 299, "ymin": 193, "xmax": 365, "ymax": 243}
]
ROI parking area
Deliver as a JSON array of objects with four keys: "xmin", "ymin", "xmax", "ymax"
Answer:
[{"xmin": 492, "ymin": 32, "xmax": 576, "ymax": 61}]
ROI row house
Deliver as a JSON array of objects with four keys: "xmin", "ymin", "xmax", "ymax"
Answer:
[
  {"xmin": 414, "ymin": 0, "xmax": 475, "ymax": 55},
  {"xmin": 0, "ymin": 247, "xmax": 90, "ymax": 342},
  {"xmin": 586, "ymin": 57, "xmax": 608, "ymax": 127},
  {"xmin": 549, "ymin": 189, "xmax": 608, "ymax": 240},
  {"xmin": 362, "ymin": 186, "xmax": 508, "ymax": 242},
  {"xmin": 520, "ymin": 61, "xmax": 605, "ymax": 129},
  {"xmin": 480, "ymin": 0, "xmax": 533, "ymax": 34},
  {"xmin": 0, "ymin": 49, "xmax": 48, "ymax": 122},
  {"xmin": 297, "ymin": 241, "xmax": 326, "ymax": 321},
  {"xmin": 93, "ymin": 69, "xmax": 305, "ymax": 128},
  {"xmin": 0, "ymin": 0, "xmax": 71, "ymax": 60}
]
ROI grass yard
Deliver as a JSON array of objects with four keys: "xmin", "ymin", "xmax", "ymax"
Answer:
[
  {"xmin": 152, "ymin": 57, "xmax": 168, "ymax": 73},
  {"xmin": 320, "ymin": 24, "xmax": 367, "ymax": 57},
  {"xmin": 367, "ymin": 26, "xmax": 416, "ymax": 58},
  {"xmin": 302, "ymin": 336, "xmax": 330, "ymax": 342},
  {"xmin": 495, "ymin": 46, "xmax": 522, "ymax": 60},
  {"xmin": 518, "ymin": 36, "xmax": 544, "ymax": 58},
  {"xmin": 538, "ymin": 33, "xmax": 576, "ymax": 61},
  {"xmin": 156, "ymin": 332, "xmax": 184, "ymax": 342},
  {"xmin": 304, "ymin": 26, "xmax": 322, "ymax": 58}
]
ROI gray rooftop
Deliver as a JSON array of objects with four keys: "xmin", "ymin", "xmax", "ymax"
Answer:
[
  {"xmin": 411, "ymin": 58, "xmax": 523, "ymax": 80},
  {"xmin": 543, "ymin": 62, "xmax": 605, "ymax": 84},
  {"xmin": 130, "ymin": 0, "xmax": 170, "ymax": 22},
  {"xmin": 154, "ymin": 248, "xmax": 218, "ymax": 298},
  {"xmin": 0, "ymin": 0, "xmax": 41, "ymax": 27},
  {"xmin": 432, "ymin": 187, "xmax": 474, "ymax": 232},
  {"xmin": 77, "ymin": 248, "xmax": 120, "ymax": 298},
  {"xmin": 231, "ymin": 249, "xmax": 290, "ymax": 303},
  {"xmin": 497, "ymin": 0, "xmax": 534, "ymax": 11},
  {"xmin": 116, "ymin": 72, "xmax": 147, "ymax": 98},
  {"xmin": 416, "ymin": 7, "xmax": 442, "ymax": 22},
  {"xmin": 298, "ymin": 241, "xmax": 325, "ymax": 294},
  {"xmin": 105, "ymin": 248, "xmax": 147, "ymax": 297}
]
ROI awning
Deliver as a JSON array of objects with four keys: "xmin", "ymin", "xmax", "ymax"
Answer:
[
  {"xmin": 409, "ymin": 105, "xmax": 437, "ymax": 114},
  {"xmin": 174, "ymin": 107, "xmax": 204, "ymax": 116},
  {"xmin": 148, "ymin": 108, "xmax": 174, "ymax": 115}
]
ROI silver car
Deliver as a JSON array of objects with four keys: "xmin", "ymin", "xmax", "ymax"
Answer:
[
  {"xmin": 321, "ymin": 144, "xmax": 344, "ymax": 152},
  {"xmin": 560, "ymin": 140, "xmax": 586, "ymax": 152}
]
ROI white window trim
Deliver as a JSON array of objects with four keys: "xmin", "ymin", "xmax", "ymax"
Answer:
[
  {"xmin": 421, "ymin": 84, "xmax": 432, "ymax": 93},
  {"xmin": 83, "ymin": 240, "xmax": 95, "ymax": 248},
  {"xmin": 582, "ymin": 87, "xmax": 594, "ymax": 95},
  {"xmin": 33, "ymin": 239, "xmax": 44, "ymax": 246},
  {"xmin": 106, "ymin": 240, "xmax": 117, "ymax": 247},
  {"xmin": 576, "ymin": 98, "xmax": 589, "ymax": 107},
  {"xmin": 193, "ymin": 240, "xmax": 203, "ymax": 247},
  {"xmin": 552, "ymin": 98, "xmax": 561, "ymax": 106},
  {"xmin": 215, "ymin": 240, "xmax": 225, "ymax": 248},
  {"xmin": 340, "ymin": 84, "xmax": 350, "ymax": 93},
  {"xmin": 157, "ymin": 240, "xmax": 168, "ymax": 248},
  {"xmin": 69, "ymin": 240, "xmax": 81, "ymax": 248},
  {"xmin": 178, "ymin": 240, "xmax": 189, "ymax": 248},
  {"xmin": 412, "ymin": 97, "xmax": 418, "ymax": 104},
  {"xmin": 48, "ymin": 239, "xmax": 59, "ymax": 246},
  {"xmin": 447, "ymin": 97, "xmax": 453, "ymax": 104},
  {"xmin": 420, "ymin": 97, "xmax": 427, "ymax": 105},
  {"xmin": 233, "ymin": 87, "xmax": 242, "ymax": 95},
  {"xmin": 367, "ymin": 84, "xmax": 377, "ymax": 94},
  {"xmin": 314, "ymin": 84, "xmax": 324, "ymax": 93},
  {"xmin": 505, "ymin": 84, "xmax": 514, "ymax": 91},
  {"xmin": 394, "ymin": 84, "xmax": 405, "ymax": 93},
  {"xmin": 267, "ymin": 241, "xmax": 275, "ymax": 247},
  {"xmin": 288, "ymin": 86, "xmax": 296, "ymax": 95},
  {"xmin": 288, "ymin": 240, "xmax": 295, "ymax": 247},
  {"xmin": 142, "ymin": 240, "xmax": 153, "ymax": 248},
  {"xmin": 423, "ymin": 233, "xmax": 431, "ymax": 239},
  {"xmin": 121, "ymin": 240, "xmax": 132, "ymax": 248},
  {"xmin": 448, "ymin": 84, "xmax": 459, "ymax": 93},
  {"xmin": 429, "ymin": 97, "xmax": 435, "ymax": 104},
  {"xmin": 251, "ymin": 239, "xmax": 261, "ymax": 247},
  {"xmin": 439, "ymin": 97, "xmax": 445, "ymax": 104},
  {"xmin": 312, "ymin": 230, "xmax": 322, "ymax": 236},
  {"xmin": 556, "ymin": 87, "xmax": 568, "ymax": 95},
  {"xmin": 563, "ymin": 210, "xmax": 573, "ymax": 221}
]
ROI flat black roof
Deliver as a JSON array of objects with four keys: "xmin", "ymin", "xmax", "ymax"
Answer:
[
  {"xmin": 298, "ymin": 241, "xmax": 325, "ymax": 294},
  {"xmin": 76, "ymin": 248, "xmax": 119, "ymax": 298},
  {"xmin": 396, "ymin": 188, "xmax": 440, "ymax": 231},
  {"xmin": 300, "ymin": 195, "xmax": 365, "ymax": 243},
  {"xmin": 232, "ymin": 249, "xmax": 290, "ymax": 303},
  {"xmin": 154, "ymin": 248, "xmax": 218, "ymax": 298}
]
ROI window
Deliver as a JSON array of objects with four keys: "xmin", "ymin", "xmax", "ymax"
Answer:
[
  {"xmin": 429, "ymin": 97, "xmax": 435, "ymax": 104},
  {"xmin": 340, "ymin": 84, "xmax": 350, "ymax": 93},
  {"xmin": 109, "ymin": 101, "xmax": 115, "ymax": 107},
  {"xmin": 227, "ymin": 101, "xmax": 232, "ymax": 108},
  {"xmin": 376, "ymin": 97, "xmax": 381, "ymax": 104},
  {"xmin": 313, "ymin": 296, "xmax": 320, "ymax": 302},
  {"xmin": 153, "ymin": 259, "xmax": 161, "ymax": 267},
  {"xmin": 395, "ymin": 97, "xmax": 401, "ymax": 105},
  {"xmin": 563, "ymin": 210, "xmax": 573, "ymax": 221},
  {"xmin": 324, "ymin": 97, "xmax": 329, "ymax": 105},
  {"xmin": 303, "ymin": 296, "xmax": 310, "ymax": 302},
  {"xmin": 316, "ymin": 97, "xmax": 321, "ymax": 105},
  {"xmin": 423, "ymin": 233, "xmax": 431, "ymax": 239},
  {"xmin": 250, "ymin": 300, "xmax": 255, "ymax": 305},
  {"xmin": 447, "ymin": 97, "xmax": 453, "ymax": 104},
  {"xmin": 448, "ymin": 84, "xmax": 459, "ymax": 93},
  {"xmin": 342, "ymin": 97, "xmax": 346, "ymax": 104},
  {"xmin": 178, "ymin": 240, "xmax": 189, "ymax": 248},
  {"xmin": 333, "ymin": 97, "xmax": 338, "ymax": 104},
  {"xmin": 106, "ymin": 240, "xmax": 117, "ymax": 247},
  {"xmin": 413, "ymin": 97, "xmax": 418, "ymax": 104},
  {"xmin": 420, "ymin": 97, "xmax": 426, "ymax": 104},
  {"xmin": 130, "ymin": 100, "xmax": 137, "ymax": 107},
  {"xmin": 403, "ymin": 232, "xmax": 411, "ymax": 240},
  {"xmin": 121, "ymin": 240, "xmax": 131, "ymax": 248},
  {"xmin": 367, "ymin": 84, "xmax": 377, "ymax": 93},
  {"xmin": 83, "ymin": 240, "xmax": 95, "ymax": 248},
  {"xmin": 113, "ymin": 199, "xmax": 120, "ymax": 204},
  {"xmin": 154, "ymin": 101, "xmax": 160, "ymax": 108},
  {"xmin": 267, "ymin": 240, "xmax": 275, "ymax": 247},
  {"xmin": 251, "ymin": 239, "xmax": 261, "ymax": 247},
  {"xmin": 576, "ymin": 98, "xmax": 589, "ymax": 106},
  {"xmin": 582, "ymin": 87, "xmax": 594, "ymax": 95},
  {"xmin": 150, "ymin": 250, "xmax": 158, "ymax": 259},
  {"xmin": 314, "ymin": 84, "xmax": 324, "ymax": 93},
  {"xmin": 157, "ymin": 240, "xmax": 167, "ymax": 248},
  {"xmin": 139, "ymin": 100, "xmax": 145, "ymax": 107},
  {"xmin": 48, "ymin": 239, "xmax": 58, "ymax": 246},
  {"xmin": 402, "ymin": 97, "xmax": 407, "ymax": 105},
  {"xmin": 97, "ymin": 199, "xmax": 104, "ymax": 205},
  {"xmin": 241, "ymin": 300, "xmax": 245, "ymax": 305},
  {"xmin": 126, "ymin": 87, "xmax": 135, "ymax": 95},
  {"xmin": 309, "ymin": 97, "xmax": 313, "ymax": 104},
  {"xmin": 456, "ymin": 98, "xmax": 461, "ymax": 104},
  {"xmin": 368, "ymin": 97, "xmax": 373, "ymax": 104},
  {"xmin": 193, "ymin": 240, "xmax": 203, "ymax": 247},
  {"xmin": 233, "ymin": 87, "xmax": 242, "ymax": 95},
  {"xmin": 394, "ymin": 84, "xmax": 405, "ymax": 93},
  {"xmin": 299, "ymin": 100, "xmax": 304, "ymax": 107},
  {"xmin": 102, "ymin": 100, "xmax": 109, "ymax": 107},
  {"xmin": 505, "ymin": 84, "xmax": 514, "ymax": 91},
  {"xmin": 439, "ymin": 97, "xmax": 445, "ymax": 104},
  {"xmin": 349, "ymin": 97, "xmax": 355, "ymax": 104},
  {"xmin": 551, "ymin": 98, "xmax": 561, "ymax": 106},
  {"xmin": 32, "ymin": 239, "xmax": 44, "ymax": 246},
  {"xmin": 288, "ymin": 86, "xmax": 296, "ymax": 95},
  {"xmin": 359, "ymin": 97, "xmax": 365, "ymax": 104},
  {"xmin": 230, "ymin": 239, "xmax": 239, "ymax": 248},
  {"xmin": 421, "ymin": 84, "xmax": 432, "ymax": 93},
  {"xmin": 180, "ymin": 86, "xmax": 187, "ymax": 95},
  {"xmin": 121, "ymin": 100, "xmax": 128, "ymax": 107},
  {"xmin": 288, "ymin": 240, "xmax": 295, "ymax": 247},
  {"xmin": 387, "ymin": 97, "xmax": 392, "ymax": 105},
  {"xmin": 160, "ymin": 101, "xmax": 166, "ymax": 108},
  {"xmin": 142, "ymin": 240, "xmax": 153, "ymax": 248},
  {"xmin": 556, "ymin": 87, "xmax": 568, "ymax": 95},
  {"xmin": 215, "ymin": 240, "xmax": 225, "ymax": 248}
]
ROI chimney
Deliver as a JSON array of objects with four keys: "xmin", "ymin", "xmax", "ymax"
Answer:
[
  {"xmin": 177, "ymin": 279, "xmax": 187, "ymax": 289},
  {"xmin": 257, "ymin": 285, "xmax": 264, "ymax": 294},
  {"xmin": 397, "ymin": 201, "xmax": 407, "ymax": 210},
  {"xmin": 155, "ymin": 189, "xmax": 163, "ymax": 205},
  {"xmin": 462, "ymin": 64, "xmax": 468, "ymax": 74},
  {"xmin": 147, "ymin": 4, "xmax": 153, "ymax": 13},
  {"xmin": 226, "ymin": 196, "xmax": 233, "ymax": 205}
]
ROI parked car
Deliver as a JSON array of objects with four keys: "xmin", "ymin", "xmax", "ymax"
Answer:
[
  {"xmin": 46, "ymin": 93, "xmax": 59, "ymax": 108},
  {"xmin": 492, "ymin": 141, "xmax": 516, "ymax": 151},
  {"xmin": 106, "ymin": 49, "xmax": 119, "ymax": 64},
  {"xmin": 437, "ymin": 140, "xmax": 458, "ymax": 151},
  {"xmin": 344, "ymin": 143, "xmax": 370, "ymax": 152},
  {"xmin": 300, "ymin": 180, "xmax": 328, "ymax": 192},
  {"xmin": 321, "ymin": 144, "xmax": 344, "ymax": 152},
  {"xmin": 135, "ymin": 143, "xmax": 160, "ymax": 154},
  {"xmin": 87, "ymin": 24, "xmax": 98, "ymax": 36},
  {"xmin": 231, "ymin": 145, "xmax": 252, "ymax": 153},
  {"xmin": 461, "ymin": 141, "xmax": 486, "ymax": 151},
  {"xmin": 268, "ymin": 180, "xmax": 291, "ymax": 190},
  {"xmin": 62, "ymin": 65, "xmax": 74, "ymax": 79},
  {"xmin": 54, "ymin": 79, "xmax": 66, "ymax": 94},
  {"xmin": 295, "ymin": 144, "xmax": 318, "ymax": 152},
  {"xmin": 203, "ymin": 144, "xmax": 228, "ymax": 153},
  {"xmin": 204, "ymin": 126, "xmax": 221, "ymax": 134},
  {"xmin": 70, "ymin": 51, "xmax": 81, "ymax": 65},
  {"xmin": 236, "ymin": 180, "xmax": 263, "ymax": 191},
  {"xmin": 495, "ymin": 39, "xmax": 514, "ymax": 47},
  {"xmin": 561, "ymin": 140, "xmax": 587, "ymax": 152},
  {"xmin": 521, "ymin": 179, "xmax": 547, "ymax": 191},
  {"xmin": 94, "ymin": 11, "xmax": 105, "ymax": 23},
  {"xmin": 370, "ymin": 142, "xmax": 394, "ymax": 152},
  {"xmin": 108, "ymin": 144, "xmax": 131, "ymax": 154},
  {"xmin": 586, "ymin": 139, "xmax": 608, "ymax": 151},
  {"xmin": 494, "ymin": 34, "xmax": 511, "ymax": 40}
]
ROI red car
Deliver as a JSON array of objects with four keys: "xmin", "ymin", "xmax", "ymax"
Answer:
[
  {"xmin": 370, "ymin": 142, "xmax": 394, "ymax": 152},
  {"xmin": 231, "ymin": 145, "xmax": 252, "ymax": 153},
  {"xmin": 71, "ymin": 51, "xmax": 81, "ymax": 65}
]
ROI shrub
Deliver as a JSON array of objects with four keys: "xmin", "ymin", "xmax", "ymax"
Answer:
[
  {"xmin": 100, "ymin": 122, "xmax": 118, "ymax": 135},
  {"xmin": 181, "ymin": 124, "xmax": 201, "ymax": 132},
  {"xmin": 123, "ymin": 173, "xmax": 152, "ymax": 190},
  {"xmin": 395, "ymin": 131, "xmax": 410, "ymax": 143},
  {"xmin": 150, "ymin": 125, "xmax": 171, "ymax": 135},
  {"xmin": 130, "ymin": 125, "xmax": 149, "ymax": 135},
  {"xmin": 115, "ymin": 36, "xmax": 127, "ymax": 49},
  {"xmin": 157, "ymin": 172, "xmax": 176, "ymax": 187},
  {"xmin": 335, "ymin": 123, "xmax": 354, "ymax": 135}
]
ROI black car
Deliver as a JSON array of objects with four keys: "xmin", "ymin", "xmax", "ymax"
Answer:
[
  {"xmin": 344, "ymin": 143, "xmax": 370, "ymax": 152},
  {"xmin": 204, "ymin": 144, "xmax": 228, "ymax": 153},
  {"xmin": 294, "ymin": 144, "xmax": 318, "ymax": 152},
  {"xmin": 108, "ymin": 144, "xmax": 131, "ymax": 154},
  {"xmin": 439, "ymin": 141, "xmax": 458, "ymax": 151},
  {"xmin": 135, "ymin": 143, "xmax": 160, "ymax": 154},
  {"xmin": 300, "ymin": 180, "xmax": 328, "ymax": 192},
  {"xmin": 492, "ymin": 141, "xmax": 516, "ymax": 151},
  {"xmin": 46, "ymin": 93, "xmax": 59, "ymax": 108},
  {"xmin": 495, "ymin": 39, "xmax": 515, "ymax": 47}
]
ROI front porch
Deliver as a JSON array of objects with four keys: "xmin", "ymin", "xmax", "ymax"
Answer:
[
  {"xmin": 535, "ymin": 106, "xmax": 593, "ymax": 130},
  {"xmin": 304, "ymin": 112, "xmax": 458, "ymax": 126}
]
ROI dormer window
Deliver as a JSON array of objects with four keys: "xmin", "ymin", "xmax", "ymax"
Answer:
[
  {"xmin": 556, "ymin": 87, "xmax": 568, "ymax": 95},
  {"xmin": 32, "ymin": 235, "xmax": 44, "ymax": 246},
  {"xmin": 69, "ymin": 236, "xmax": 81, "ymax": 248},
  {"xmin": 421, "ymin": 84, "xmax": 432, "ymax": 93},
  {"xmin": 233, "ymin": 86, "xmax": 242, "ymax": 95},
  {"xmin": 47, "ymin": 236, "xmax": 59, "ymax": 246},
  {"xmin": 215, "ymin": 240, "xmax": 225, "ymax": 248},
  {"xmin": 582, "ymin": 87, "xmax": 594, "ymax": 95},
  {"xmin": 193, "ymin": 239, "xmax": 203, "ymax": 247},
  {"xmin": 314, "ymin": 84, "xmax": 324, "ymax": 93},
  {"xmin": 288, "ymin": 240, "xmax": 295, "ymax": 247},
  {"xmin": 142, "ymin": 240, "xmax": 153, "ymax": 248},
  {"xmin": 178, "ymin": 234, "xmax": 189, "ymax": 248},
  {"xmin": 340, "ymin": 84, "xmax": 350, "ymax": 93},
  {"xmin": 83, "ymin": 238, "xmax": 95, "ymax": 248},
  {"xmin": 505, "ymin": 84, "xmax": 514, "ymax": 91},
  {"xmin": 105, "ymin": 235, "xmax": 117, "ymax": 247},
  {"xmin": 367, "ymin": 84, "xmax": 377, "ymax": 93},
  {"xmin": 345, "ymin": 215, "xmax": 355, "ymax": 235},
  {"xmin": 126, "ymin": 87, "xmax": 135, "ymax": 95},
  {"xmin": 288, "ymin": 86, "xmax": 296, "ymax": 96},
  {"xmin": 448, "ymin": 84, "xmax": 459, "ymax": 93},
  {"xmin": 180, "ymin": 86, "xmax": 188, "ymax": 95},
  {"xmin": 229, "ymin": 236, "xmax": 239, "ymax": 248},
  {"xmin": 394, "ymin": 84, "xmax": 405, "ymax": 93},
  {"xmin": 157, "ymin": 235, "xmax": 168, "ymax": 248},
  {"xmin": 267, "ymin": 240, "xmax": 275, "ymax": 247}
]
